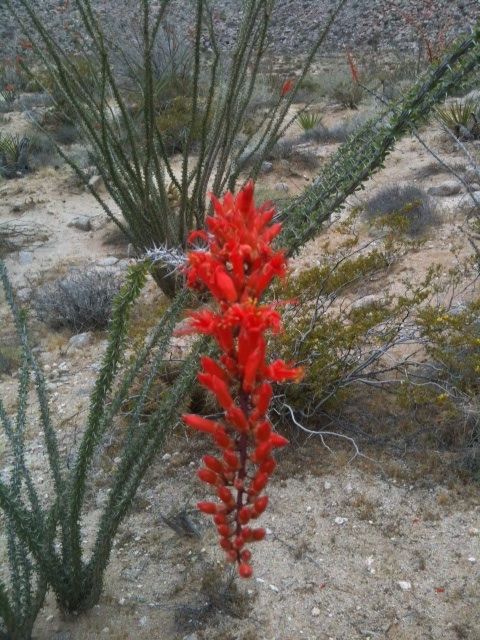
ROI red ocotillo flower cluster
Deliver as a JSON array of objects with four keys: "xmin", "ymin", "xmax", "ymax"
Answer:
[{"xmin": 181, "ymin": 180, "xmax": 302, "ymax": 578}]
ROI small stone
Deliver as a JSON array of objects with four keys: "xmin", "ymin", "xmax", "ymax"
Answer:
[
  {"xmin": 351, "ymin": 294, "xmax": 381, "ymax": 310},
  {"xmin": 17, "ymin": 287, "xmax": 31, "ymax": 303},
  {"xmin": 274, "ymin": 182, "xmax": 289, "ymax": 192},
  {"xmin": 324, "ymin": 481, "xmax": 332, "ymax": 490},
  {"xmin": 311, "ymin": 607, "xmax": 321, "ymax": 617},
  {"xmin": 467, "ymin": 556, "xmax": 476, "ymax": 563},
  {"xmin": 428, "ymin": 181, "xmax": 462, "ymax": 197},
  {"xmin": 468, "ymin": 183, "xmax": 480, "ymax": 192},
  {"xmin": 97, "ymin": 256, "xmax": 119, "ymax": 267},
  {"xmin": 183, "ymin": 634, "xmax": 199, "ymax": 640},
  {"xmin": 269, "ymin": 584, "xmax": 279, "ymax": 592},
  {"xmin": 334, "ymin": 517, "xmax": 348, "ymax": 525},
  {"xmin": 67, "ymin": 332, "xmax": 93, "ymax": 351},
  {"xmin": 46, "ymin": 614, "xmax": 54, "ymax": 622},
  {"xmin": 68, "ymin": 215, "xmax": 92, "ymax": 232},
  {"xmin": 18, "ymin": 250, "xmax": 33, "ymax": 265},
  {"xmin": 88, "ymin": 175, "xmax": 105, "ymax": 193},
  {"xmin": 162, "ymin": 453, "xmax": 172, "ymax": 461},
  {"xmin": 397, "ymin": 580, "xmax": 412, "ymax": 591},
  {"xmin": 260, "ymin": 161, "xmax": 273, "ymax": 174},
  {"xmin": 468, "ymin": 527, "xmax": 479, "ymax": 536}
]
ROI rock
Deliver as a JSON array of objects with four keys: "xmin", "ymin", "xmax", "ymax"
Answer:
[
  {"xmin": 183, "ymin": 634, "xmax": 199, "ymax": 640},
  {"xmin": 67, "ymin": 332, "xmax": 93, "ymax": 351},
  {"xmin": 334, "ymin": 517, "xmax": 348, "ymax": 525},
  {"xmin": 324, "ymin": 481, "xmax": 332, "ymax": 490},
  {"xmin": 18, "ymin": 250, "xmax": 33, "ymax": 265},
  {"xmin": 467, "ymin": 556, "xmax": 476, "ymax": 563},
  {"xmin": 397, "ymin": 580, "xmax": 412, "ymax": 591},
  {"xmin": 465, "ymin": 167, "xmax": 480, "ymax": 183},
  {"xmin": 311, "ymin": 607, "xmax": 321, "ymax": 616},
  {"xmin": 274, "ymin": 182, "xmax": 289, "ymax": 192},
  {"xmin": 428, "ymin": 181, "xmax": 462, "ymax": 197},
  {"xmin": 351, "ymin": 294, "xmax": 381, "ymax": 310},
  {"xmin": 260, "ymin": 161, "xmax": 273, "ymax": 174},
  {"xmin": 97, "ymin": 256, "xmax": 119, "ymax": 267},
  {"xmin": 68, "ymin": 215, "xmax": 92, "ymax": 232},
  {"xmin": 468, "ymin": 183, "xmax": 480, "ymax": 192},
  {"xmin": 88, "ymin": 175, "xmax": 105, "ymax": 193},
  {"xmin": 17, "ymin": 288, "xmax": 31, "ymax": 303}
]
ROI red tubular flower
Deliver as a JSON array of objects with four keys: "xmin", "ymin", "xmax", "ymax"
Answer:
[
  {"xmin": 280, "ymin": 78, "xmax": 294, "ymax": 97},
  {"xmin": 182, "ymin": 181, "xmax": 302, "ymax": 578}
]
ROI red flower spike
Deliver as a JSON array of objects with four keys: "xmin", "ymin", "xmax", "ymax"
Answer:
[{"xmin": 182, "ymin": 181, "xmax": 302, "ymax": 577}]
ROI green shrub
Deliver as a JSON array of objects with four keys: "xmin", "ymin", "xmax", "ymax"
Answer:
[
  {"xmin": 331, "ymin": 80, "xmax": 363, "ymax": 110},
  {"xmin": 363, "ymin": 185, "xmax": 438, "ymax": 236}
]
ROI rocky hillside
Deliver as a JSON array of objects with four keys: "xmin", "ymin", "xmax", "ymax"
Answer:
[{"xmin": 1, "ymin": 0, "xmax": 478, "ymax": 60}]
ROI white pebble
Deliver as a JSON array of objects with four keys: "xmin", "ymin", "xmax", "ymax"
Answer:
[
  {"xmin": 311, "ymin": 607, "xmax": 321, "ymax": 617},
  {"xmin": 397, "ymin": 580, "xmax": 412, "ymax": 591},
  {"xmin": 334, "ymin": 517, "xmax": 348, "ymax": 525}
]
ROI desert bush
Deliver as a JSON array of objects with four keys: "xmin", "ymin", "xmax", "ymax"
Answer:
[
  {"xmin": 331, "ymin": 80, "xmax": 363, "ymax": 110},
  {"xmin": 363, "ymin": 184, "xmax": 438, "ymax": 236},
  {"xmin": 34, "ymin": 268, "xmax": 123, "ymax": 332},
  {"xmin": 436, "ymin": 98, "xmax": 480, "ymax": 139},
  {"xmin": 300, "ymin": 113, "xmax": 371, "ymax": 144}
]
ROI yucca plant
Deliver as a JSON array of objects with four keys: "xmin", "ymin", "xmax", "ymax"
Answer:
[
  {"xmin": 436, "ymin": 97, "xmax": 480, "ymax": 138},
  {"xmin": 0, "ymin": 133, "xmax": 30, "ymax": 179},
  {"xmin": 297, "ymin": 110, "xmax": 323, "ymax": 131}
]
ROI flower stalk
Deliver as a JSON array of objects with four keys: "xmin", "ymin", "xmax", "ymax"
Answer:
[{"xmin": 181, "ymin": 181, "xmax": 302, "ymax": 577}]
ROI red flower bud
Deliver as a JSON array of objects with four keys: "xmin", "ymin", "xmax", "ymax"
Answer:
[
  {"xmin": 203, "ymin": 455, "xmax": 224, "ymax": 474},
  {"xmin": 201, "ymin": 356, "xmax": 229, "ymax": 382},
  {"xmin": 217, "ymin": 486, "xmax": 235, "ymax": 504},
  {"xmin": 183, "ymin": 414, "xmax": 220, "ymax": 435},
  {"xmin": 223, "ymin": 449, "xmax": 239, "ymax": 469},
  {"xmin": 197, "ymin": 468, "xmax": 218, "ymax": 485},
  {"xmin": 253, "ymin": 496, "xmax": 269, "ymax": 515},
  {"xmin": 238, "ymin": 506, "xmax": 251, "ymax": 525},
  {"xmin": 219, "ymin": 537, "xmax": 232, "ymax": 551},
  {"xmin": 269, "ymin": 433, "xmax": 289, "ymax": 448},
  {"xmin": 214, "ymin": 428, "xmax": 233, "ymax": 449},
  {"xmin": 238, "ymin": 563, "xmax": 253, "ymax": 578},
  {"xmin": 226, "ymin": 405, "xmax": 249, "ymax": 431},
  {"xmin": 240, "ymin": 549, "xmax": 252, "ymax": 562},
  {"xmin": 251, "ymin": 527, "xmax": 266, "ymax": 541},
  {"xmin": 255, "ymin": 421, "xmax": 272, "ymax": 442},
  {"xmin": 197, "ymin": 501, "xmax": 217, "ymax": 514},
  {"xmin": 217, "ymin": 524, "xmax": 231, "ymax": 537},
  {"xmin": 251, "ymin": 472, "xmax": 269, "ymax": 493},
  {"xmin": 260, "ymin": 459, "xmax": 277, "ymax": 475}
]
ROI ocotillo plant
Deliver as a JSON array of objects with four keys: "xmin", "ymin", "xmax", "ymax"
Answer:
[
  {"xmin": 181, "ymin": 181, "xmax": 302, "ymax": 577},
  {"xmin": 6, "ymin": 0, "xmax": 347, "ymax": 295},
  {"xmin": 0, "ymin": 23, "xmax": 478, "ymax": 632}
]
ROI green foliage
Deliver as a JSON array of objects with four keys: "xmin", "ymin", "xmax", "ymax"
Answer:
[
  {"xmin": 0, "ymin": 260, "xmax": 201, "ymax": 620},
  {"xmin": 297, "ymin": 110, "xmax": 323, "ymax": 131},
  {"xmin": 363, "ymin": 184, "xmax": 438, "ymax": 236},
  {"xmin": 0, "ymin": 133, "xmax": 30, "ymax": 178},
  {"xmin": 331, "ymin": 80, "xmax": 363, "ymax": 110},
  {"xmin": 273, "ymin": 231, "xmax": 427, "ymax": 419},
  {"xmin": 436, "ymin": 97, "xmax": 480, "ymax": 138},
  {"xmin": 6, "ymin": 0, "xmax": 347, "ymax": 296}
]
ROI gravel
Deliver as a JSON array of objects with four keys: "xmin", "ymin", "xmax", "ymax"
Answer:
[{"xmin": 1, "ymin": 0, "xmax": 478, "ymax": 61}]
